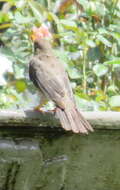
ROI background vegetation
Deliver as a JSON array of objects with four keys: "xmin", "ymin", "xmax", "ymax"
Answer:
[{"xmin": 0, "ymin": 0, "xmax": 120, "ymax": 111}]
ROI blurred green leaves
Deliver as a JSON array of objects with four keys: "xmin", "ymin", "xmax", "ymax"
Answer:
[
  {"xmin": 15, "ymin": 79, "xmax": 27, "ymax": 92},
  {"xmin": 14, "ymin": 12, "xmax": 34, "ymax": 24},
  {"xmin": 28, "ymin": 0, "xmax": 44, "ymax": 23},
  {"xmin": 0, "ymin": 0, "xmax": 120, "ymax": 111},
  {"xmin": 109, "ymin": 95, "xmax": 120, "ymax": 111},
  {"xmin": 93, "ymin": 64, "xmax": 108, "ymax": 77}
]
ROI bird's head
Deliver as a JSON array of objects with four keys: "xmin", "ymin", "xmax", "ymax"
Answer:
[{"xmin": 31, "ymin": 25, "xmax": 52, "ymax": 52}]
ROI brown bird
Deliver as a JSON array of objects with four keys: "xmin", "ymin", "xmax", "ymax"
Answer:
[{"xmin": 29, "ymin": 25, "xmax": 93, "ymax": 134}]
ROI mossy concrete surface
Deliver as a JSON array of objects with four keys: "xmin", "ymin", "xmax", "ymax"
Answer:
[{"xmin": 0, "ymin": 128, "xmax": 120, "ymax": 190}]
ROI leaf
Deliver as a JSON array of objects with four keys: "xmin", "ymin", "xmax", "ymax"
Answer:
[
  {"xmin": 0, "ymin": 12, "xmax": 10, "ymax": 23},
  {"xmin": 109, "ymin": 24, "xmax": 120, "ymax": 33},
  {"xmin": 93, "ymin": 64, "xmax": 108, "ymax": 77},
  {"xmin": 15, "ymin": 79, "xmax": 27, "ymax": 92},
  {"xmin": 98, "ymin": 28, "xmax": 109, "ymax": 35},
  {"xmin": 87, "ymin": 47, "xmax": 102, "ymax": 62},
  {"xmin": 95, "ymin": 93, "xmax": 107, "ymax": 101},
  {"xmin": 54, "ymin": 49, "xmax": 69, "ymax": 69},
  {"xmin": 1, "ymin": 46, "xmax": 27, "ymax": 64},
  {"xmin": 109, "ymin": 95, "xmax": 120, "ymax": 107},
  {"xmin": 13, "ymin": 64, "xmax": 25, "ymax": 79},
  {"xmin": 94, "ymin": 2, "xmax": 106, "ymax": 16},
  {"xmin": 16, "ymin": 0, "xmax": 26, "ymax": 8},
  {"xmin": 55, "ymin": 0, "xmax": 73, "ymax": 13},
  {"xmin": 28, "ymin": 0, "xmax": 44, "ymax": 23},
  {"xmin": 60, "ymin": 20, "xmax": 78, "ymax": 31},
  {"xmin": 76, "ymin": 91, "xmax": 90, "ymax": 101},
  {"xmin": 62, "ymin": 31, "xmax": 76, "ymax": 43},
  {"xmin": 86, "ymin": 40, "xmax": 96, "ymax": 47},
  {"xmin": 48, "ymin": 12, "xmax": 63, "ymax": 33},
  {"xmin": 75, "ymin": 94, "xmax": 99, "ymax": 111},
  {"xmin": 6, "ymin": 0, "xmax": 16, "ymax": 4},
  {"xmin": 14, "ymin": 12, "xmax": 34, "ymax": 24},
  {"xmin": 68, "ymin": 67, "xmax": 81, "ymax": 79},
  {"xmin": 0, "ymin": 54, "xmax": 13, "ymax": 85},
  {"xmin": 69, "ymin": 51, "xmax": 81, "ymax": 60},
  {"xmin": 0, "ymin": 47, "xmax": 15, "ymax": 62},
  {"xmin": 97, "ymin": 35, "xmax": 112, "ymax": 47},
  {"xmin": 104, "ymin": 59, "xmax": 120, "ymax": 65},
  {"xmin": 108, "ymin": 85, "xmax": 118, "ymax": 92},
  {"xmin": 78, "ymin": 0, "xmax": 89, "ymax": 9}
]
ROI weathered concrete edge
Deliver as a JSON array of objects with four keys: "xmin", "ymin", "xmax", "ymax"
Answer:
[{"xmin": 0, "ymin": 110, "xmax": 120, "ymax": 129}]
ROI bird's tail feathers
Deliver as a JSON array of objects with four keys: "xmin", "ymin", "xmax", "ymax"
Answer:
[{"xmin": 55, "ymin": 106, "xmax": 93, "ymax": 134}]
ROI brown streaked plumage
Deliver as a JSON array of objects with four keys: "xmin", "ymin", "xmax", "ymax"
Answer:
[{"xmin": 29, "ymin": 30, "xmax": 93, "ymax": 134}]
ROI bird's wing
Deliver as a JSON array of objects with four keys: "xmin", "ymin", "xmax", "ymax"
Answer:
[
  {"xmin": 63, "ymin": 71, "xmax": 75, "ymax": 102},
  {"xmin": 29, "ymin": 57, "xmax": 69, "ymax": 109},
  {"xmin": 53, "ymin": 56, "xmax": 75, "ymax": 102}
]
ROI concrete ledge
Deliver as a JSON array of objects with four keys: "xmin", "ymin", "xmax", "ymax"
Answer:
[{"xmin": 0, "ymin": 110, "xmax": 120, "ymax": 129}]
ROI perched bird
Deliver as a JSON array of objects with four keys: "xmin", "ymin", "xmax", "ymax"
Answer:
[{"xmin": 29, "ymin": 25, "xmax": 93, "ymax": 134}]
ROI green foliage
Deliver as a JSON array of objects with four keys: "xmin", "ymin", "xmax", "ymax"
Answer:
[
  {"xmin": 93, "ymin": 64, "xmax": 108, "ymax": 77},
  {"xmin": 0, "ymin": 0, "xmax": 120, "ymax": 111}
]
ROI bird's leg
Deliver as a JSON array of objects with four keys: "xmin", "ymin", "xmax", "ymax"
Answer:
[
  {"xmin": 34, "ymin": 93, "xmax": 48, "ymax": 112},
  {"xmin": 47, "ymin": 107, "xmax": 57, "ymax": 114},
  {"xmin": 34, "ymin": 101, "xmax": 48, "ymax": 112}
]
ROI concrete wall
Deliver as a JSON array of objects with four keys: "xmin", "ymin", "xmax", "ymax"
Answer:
[{"xmin": 0, "ymin": 127, "xmax": 120, "ymax": 190}]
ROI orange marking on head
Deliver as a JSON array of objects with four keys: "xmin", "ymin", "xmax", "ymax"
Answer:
[{"xmin": 31, "ymin": 25, "xmax": 51, "ymax": 41}]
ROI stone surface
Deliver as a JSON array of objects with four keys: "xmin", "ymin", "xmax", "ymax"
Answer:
[
  {"xmin": 0, "ymin": 128, "xmax": 120, "ymax": 190},
  {"xmin": 1, "ymin": 110, "xmax": 120, "ymax": 129}
]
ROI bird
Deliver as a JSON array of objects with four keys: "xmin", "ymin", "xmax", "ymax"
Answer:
[{"xmin": 29, "ymin": 25, "xmax": 93, "ymax": 134}]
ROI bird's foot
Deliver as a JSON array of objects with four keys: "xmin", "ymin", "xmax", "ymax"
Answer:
[
  {"xmin": 34, "ymin": 106, "xmax": 45, "ymax": 113},
  {"xmin": 47, "ymin": 107, "xmax": 57, "ymax": 114}
]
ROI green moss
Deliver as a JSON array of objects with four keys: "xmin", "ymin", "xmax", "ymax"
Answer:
[{"xmin": 0, "ymin": 129, "xmax": 120, "ymax": 190}]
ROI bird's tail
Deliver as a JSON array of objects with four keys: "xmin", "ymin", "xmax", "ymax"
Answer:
[{"xmin": 55, "ymin": 106, "xmax": 93, "ymax": 134}]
